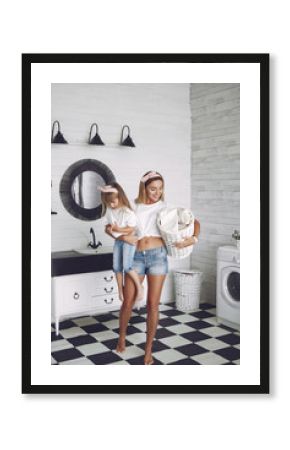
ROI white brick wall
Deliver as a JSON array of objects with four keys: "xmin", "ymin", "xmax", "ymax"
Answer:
[
  {"xmin": 190, "ymin": 84, "xmax": 240, "ymax": 305},
  {"xmin": 51, "ymin": 83, "xmax": 192, "ymax": 303}
]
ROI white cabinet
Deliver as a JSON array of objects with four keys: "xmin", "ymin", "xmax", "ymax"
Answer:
[
  {"xmin": 52, "ymin": 270, "xmax": 119, "ymax": 335},
  {"xmin": 52, "ymin": 270, "xmax": 147, "ymax": 335}
]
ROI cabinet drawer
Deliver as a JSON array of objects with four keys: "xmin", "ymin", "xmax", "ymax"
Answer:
[
  {"xmin": 91, "ymin": 293, "xmax": 121, "ymax": 310},
  {"xmin": 88, "ymin": 271, "xmax": 118, "ymax": 295},
  {"xmin": 61, "ymin": 280, "xmax": 91, "ymax": 313},
  {"xmin": 90, "ymin": 284, "xmax": 118, "ymax": 296},
  {"xmin": 93, "ymin": 270, "xmax": 115, "ymax": 283}
]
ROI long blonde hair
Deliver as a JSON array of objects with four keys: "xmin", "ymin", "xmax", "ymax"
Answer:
[
  {"xmin": 100, "ymin": 181, "xmax": 132, "ymax": 216},
  {"xmin": 135, "ymin": 171, "xmax": 165, "ymax": 204}
]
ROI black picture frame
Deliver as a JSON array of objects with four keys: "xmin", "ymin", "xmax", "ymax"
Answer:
[{"xmin": 22, "ymin": 53, "xmax": 269, "ymax": 394}]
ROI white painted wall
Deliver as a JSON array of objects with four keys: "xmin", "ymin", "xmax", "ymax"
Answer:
[
  {"xmin": 190, "ymin": 83, "xmax": 240, "ymax": 304},
  {"xmin": 51, "ymin": 83, "xmax": 192, "ymax": 303}
]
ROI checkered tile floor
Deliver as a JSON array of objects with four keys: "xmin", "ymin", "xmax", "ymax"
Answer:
[{"xmin": 51, "ymin": 303, "xmax": 240, "ymax": 365}]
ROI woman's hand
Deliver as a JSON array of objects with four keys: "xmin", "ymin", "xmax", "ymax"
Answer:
[
  {"xmin": 174, "ymin": 233, "xmax": 199, "ymax": 249},
  {"xmin": 174, "ymin": 219, "xmax": 200, "ymax": 248},
  {"xmin": 174, "ymin": 236, "xmax": 196, "ymax": 248}
]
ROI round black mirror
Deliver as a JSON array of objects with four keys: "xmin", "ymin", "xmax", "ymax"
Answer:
[{"xmin": 60, "ymin": 159, "xmax": 116, "ymax": 221}]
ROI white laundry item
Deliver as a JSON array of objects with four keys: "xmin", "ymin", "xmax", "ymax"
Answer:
[
  {"xmin": 158, "ymin": 208, "xmax": 179, "ymax": 234},
  {"xmin": 178, "ymin": 209, "xmax": 194, "ymax": 226},
  {"xmin": 157, "ymin": 207, "xmax": 195, "ymax": 259}
]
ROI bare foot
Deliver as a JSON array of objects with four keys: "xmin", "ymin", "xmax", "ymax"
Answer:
[
  {"xmin": 144, "ymin": 352, "xmax": 154, "ymax": 365},
  {"xmin": 116, "ymin": 339, "xmax": 126, "ymax": 353}
]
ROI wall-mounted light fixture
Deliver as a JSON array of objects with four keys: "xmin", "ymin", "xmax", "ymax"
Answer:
[
  {"xmin": 51, "ymin": 120, "xmax": 68, "ymax": 144},
  {"xmin": 88, "ymin": 123, "xmax": 105, "ymax": 145},
  {"xmin": 120, "ymin": 125, "xmax": 135, "ymax": 147}
]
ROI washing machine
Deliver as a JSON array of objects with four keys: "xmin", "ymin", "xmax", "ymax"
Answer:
[{"xmin": 216, "ymin": 245, "xmax": 240, "ymax": 329}]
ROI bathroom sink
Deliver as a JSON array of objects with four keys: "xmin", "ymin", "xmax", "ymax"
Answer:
[
  {"xmin": 73, "ymin": 248, "xmax": 99, "ymax": 255},
  {"xmin": 52, "ymin": 249, "xmax": 114, "ymax": 276},
  {"xmin": 73, "ymin": 247, "xmax": 113, "ymax": 255}
]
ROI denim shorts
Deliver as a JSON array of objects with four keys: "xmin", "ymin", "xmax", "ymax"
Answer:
[
  {"xmin": 113, "ymin": 240, "xmax": 136, "ymax": 273},
  {"xmin": 132, "ymin": 246, "xmax": 168, "ymax": 276}
]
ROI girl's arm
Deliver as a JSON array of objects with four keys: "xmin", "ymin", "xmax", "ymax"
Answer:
[
  {"xmin": 106, "ymin": 224, "xmax": 138, "ymax": 244},
  {"xmin": 105, "ymin": 224, "xmax": 116, "ymax": 239},
  {"xmin": 105, "ymin": 225, "xmax": 138, "ymax": 245},
  {"xmin": 117, "ymin": 232, "xmax": 138, "ymax": 245},
  {"xmin": 111, "ymin": 224, "xmax": 136, "ymax": 235},
  {"xmin": 174, "ymin": 219, "xmax": 200, "ymax": 248}
]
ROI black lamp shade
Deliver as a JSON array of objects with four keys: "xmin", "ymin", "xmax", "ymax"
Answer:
[
  {"xmin": 51, "ymin": 121, "xmax": 68, "ymax": 144},
  {"xmin": 120, "ymin": 125, "xmax": 135, "ymax": 147},
  {"xmin": 52, "ymin": 131, "xmax": 68, "ymax": 144},
  {"xmin": 89, "ymin": 123, "xmax": 105, "ymax": 145}
]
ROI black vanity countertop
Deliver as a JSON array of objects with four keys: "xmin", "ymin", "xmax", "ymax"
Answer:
[{"xmin": 51, "ymin": 250, "xmax": 113, "ymax": 277}]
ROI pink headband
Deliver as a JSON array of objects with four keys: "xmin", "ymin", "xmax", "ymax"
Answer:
[
  {"xmin": 141, "ymin": 171, "xmax": 160, "ymax": 183},
  {"xmin": 97, "ymin": 185, "xmax": 118, "ymax": 194}
]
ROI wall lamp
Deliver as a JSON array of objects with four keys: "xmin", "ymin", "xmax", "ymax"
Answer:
[
  {"xmin": 51, "ymin": 122, "xmax": 136, "ymax": 147},
  {"xmin": 51, "ymin": 120, "xmax": 68, "ymax": 144},
  {"xmin": 88, "ymin": 123, "xmax": 105, "ymax": 145},
  {"xmin": 120, "ymin": 125, "xmax": 135, "ymax": 147}
]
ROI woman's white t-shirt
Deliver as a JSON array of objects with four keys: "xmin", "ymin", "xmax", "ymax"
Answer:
[
  {"xmin": 104, "ymin": 207, "xmax": 137, "ymax": 238},
  {"xmin": 132, "ymin": 200, "xmax": 167, "ymax": 240}
]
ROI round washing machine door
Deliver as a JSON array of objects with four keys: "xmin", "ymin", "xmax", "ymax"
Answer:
[{"xmin": 221, "ymin": 266, "xmax": 240, "ymax": 306}]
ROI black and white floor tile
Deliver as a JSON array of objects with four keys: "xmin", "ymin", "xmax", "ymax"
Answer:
[{"xmin": 51, "ymin": 303, "xmax": 240, "ymax": 365}]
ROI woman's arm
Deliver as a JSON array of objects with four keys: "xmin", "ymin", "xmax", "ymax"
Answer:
[
  {"xmin": 105, "ymin": 224, "xmax": 138, "ymax": 244},
  {"xmin": 111, "ymin": 224, "xmax": 136, "ymax": 235},
  {"xmin": 193, "ymin": 218, "xmax": 200, "ymax": 238},
  {"xmin": 174, "ymin": 219, "xmax": 200, "ymax": 249},
  {"xmin": 117, "ymin": 233, "xmax": 138, "ymax": 245}
]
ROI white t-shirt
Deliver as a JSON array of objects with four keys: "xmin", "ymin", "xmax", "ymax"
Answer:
[
  {"xmin": 132, "ymin": 200, "xmax": 167, "ymax": 240},
  {"xmin": 104, "ymin": 207, "xmax": 137, "ymax": 238}
]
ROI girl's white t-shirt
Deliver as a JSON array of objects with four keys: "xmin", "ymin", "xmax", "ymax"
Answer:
[
  {"xmin": 104, "ymin": 207, "xmax": 137, "ymax": 238},
  {"xmin": 131, "ymin": 200, "xmax": 167, "ymax": 240}
]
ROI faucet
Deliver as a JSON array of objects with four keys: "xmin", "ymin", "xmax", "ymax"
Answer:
[{"xmin": 88, "ymin": 228, "xmax": 102, "ymax": 249}]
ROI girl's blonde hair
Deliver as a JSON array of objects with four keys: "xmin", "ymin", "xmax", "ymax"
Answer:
[
  {"xmin": 100, "ymin": 181, "xmax": 132, "ymax": 216},
  {"xmin": 135, "ymin": 171, "xmax": 165, "ymax": 204}
]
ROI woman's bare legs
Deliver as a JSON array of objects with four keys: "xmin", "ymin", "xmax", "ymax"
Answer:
[
  {"xmin": 144, "ymin": 274, "xmax": 166, "ymax": 365},
  {"xmin": 116, "ymin": 273, "xmax": 145, "ymax": 353}
]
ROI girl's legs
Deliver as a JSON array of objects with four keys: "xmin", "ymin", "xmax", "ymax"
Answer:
[
  {"xmin": 116, "ymin": 272, "xmax": 145, "ymax": 353},
  {"xmin": 113, "ymin": 240, "xmax": 124, "ymax": 302},
  {"xmin": 123, "ymin": 243, "xmax": 144, "ymax": 301},
  {"xmin": 127, "ymin": 270, "xmax": 144, "ymax": 301},
  {"xmin": 115, "ymin": 272, "xmax": 124, "ymax": 302},
  {"xmin": 144, "ymin": 274, "xmax": 166, "ymax": 365}
]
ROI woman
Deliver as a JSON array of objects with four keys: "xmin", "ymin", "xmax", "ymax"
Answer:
[{"xmin": 106, "ymin": 170, "xmax": 200, "ymax": 365}]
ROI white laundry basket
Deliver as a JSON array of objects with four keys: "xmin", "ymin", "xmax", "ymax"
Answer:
[
  {"xmin": 174, "ymin": 269, "xmax": 203, "ymax": 312},
  {"xmin": 157, "ymin": 207, "xmax": 194, "ymax": 259}
]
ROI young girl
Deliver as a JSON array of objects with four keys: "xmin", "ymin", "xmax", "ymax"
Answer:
[{"xmin": 99, "ymin": 182, "xmax": 144, "ymax": 304}]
